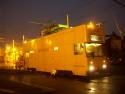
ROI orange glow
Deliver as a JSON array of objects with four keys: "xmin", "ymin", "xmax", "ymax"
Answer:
[
  {"xmin": 46, "ymin": 39, "xmax": 52, "ymax": 45},
  {"xmin": 5, "ymin": 45, "xmax": 20, "ymax": 69},
  {"xmin": 87, "ymin": 21, "xmax": 95, "ymax": 29},
  {"xmin": 90, "ymin": 61, "xmax": 94, "ymax": 64},
  {"xmin": 23, "ymin": 40, "xmax": 27, "ymax": 44},
  {"xmin": 30, "ymin": 50, "xmax": 35, "ymax": 54},
  {"xmin": 7, "ymin": 46, "xmax": 11, "ymax": 50},
  {"xmin": 25, "ymin": 52, "xmax": 29, "ymax": 58},
  {"xmin": 54, "ymin": 46, "xmax": 59, "ymax": 51},
  {"xmin": 31, "ymin": 40, "xmax": 35, "ymax": 46}
]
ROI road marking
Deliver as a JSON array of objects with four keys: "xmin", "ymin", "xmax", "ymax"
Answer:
[{"xmin": 0, "ymin": 88, "xmax": 15, "ymax": 94}]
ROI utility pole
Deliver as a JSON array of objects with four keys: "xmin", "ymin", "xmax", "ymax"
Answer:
[
  {"xmin": 23, "ymin": 35, "xmax": 25, "ymax": 43},
  {"xmin": 12, "ymin": 40, "xmax": 16, "ymax": 68},
  {"xmin": 12, "ymin": 40, "xmax": 15, "ymax": 49},
  {"xmin": 66, "ymin": 13, "xmax": 70, "ymax": 28}
]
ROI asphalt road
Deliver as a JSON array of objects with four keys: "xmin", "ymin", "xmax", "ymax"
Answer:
[
  {"xmin": 0, "ymin": 65, "xmax": 125, "ymax": 94},
  {"xmin": 0, "ymin": 77, "xmax": 54, "ymax": 94}
]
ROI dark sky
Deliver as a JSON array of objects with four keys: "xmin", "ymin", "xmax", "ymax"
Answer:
[{"xmin": 0, "ymin": 0, "xmax": 125, "ymax": 43}]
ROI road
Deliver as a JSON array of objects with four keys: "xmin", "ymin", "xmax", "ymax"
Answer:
[
  {"xmin": 0, "ymin": 78, "xmax": 53, "ymax": 94},
  {"xmin": 0, "ymin": 66, "xmax": 125, "ymax": 94}
]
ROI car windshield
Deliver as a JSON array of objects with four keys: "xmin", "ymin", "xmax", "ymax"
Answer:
[{"xmin": 85, "ymin": 43, "xmax": 103, "ymax": 57}]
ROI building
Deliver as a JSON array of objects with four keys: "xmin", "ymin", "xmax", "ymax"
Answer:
[{"xmin": 105, "ymin": 32, "xmax": 125, "ymax": 64}]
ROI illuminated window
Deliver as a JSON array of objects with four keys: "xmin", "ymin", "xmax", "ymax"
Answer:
[
  {"xmin": 46, "ymin": 39, "xmax": 52, "ymax": 45},
  {"xmin": 85, "ymin": 43, "xmax": 103, "ymax": 57},
  {"xmin": 31, "ymin": 39, "xmax": 35, "ymax": 46},
  {"xmin": 91, "ymin": 35, "xmax": 104, "ymax": 42},
  {"xmin": 30, "ymin": 50, "xmax": 35, "ymax": 54},
  {"xmin": 54, "ymin": 46, "xmax": 59, "ymax": 51},
  {"xmin": 25, "ymin": 52, "xmax": 29, "ymax": 58},
  {"xmin": 74, "ymin": 43, "xmax": 84, "ymax": 55}
]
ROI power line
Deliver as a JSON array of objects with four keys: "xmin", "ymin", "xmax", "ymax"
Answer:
[
  {"xmin": 113, "ymin": 0, "xmax": 125, "ymax": 7},
  {"xmin": 29, "ymin": 0, "xmax": 98, "ymax": 26}
]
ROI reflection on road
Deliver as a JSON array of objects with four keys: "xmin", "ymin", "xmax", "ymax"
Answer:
[
  {"xmin": 0, "ymin": 88, "xmax": 15, "ymax": 94},
  {"xmin": 87, "ymin": 77, "xmax": 110, "ymax": 94},
  {"xmin": 1, "ymin": 73, "xmax": 125, "ymax": 94}
]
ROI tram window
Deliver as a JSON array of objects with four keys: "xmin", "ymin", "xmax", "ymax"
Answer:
[
  {"xmin": 85, "ymin": 43, "xmax": 103, "ymax": 57},
  {"xmin": 74, "ymin": 43, "xmax": 84, "ymax": 55}
]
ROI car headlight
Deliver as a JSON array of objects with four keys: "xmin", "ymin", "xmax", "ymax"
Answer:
[{"xmin": 102, "ymin": 64, "xmax": 107, "ymax": 69}]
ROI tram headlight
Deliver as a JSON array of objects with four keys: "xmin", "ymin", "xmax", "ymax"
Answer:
[
  {"xmin": 89, "ymin": 65, "xmax": 95, "ymax": 72},
  {"xmin": 102, "ymin": 64, "xmax": 107, "ymax": 69}
]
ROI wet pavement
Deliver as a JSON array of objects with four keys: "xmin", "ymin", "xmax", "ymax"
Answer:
[
  {"xmin": 0, "ymin": 78, "xmax": 54, "ymax": 94},
  {"xmin": 0, "ymin": 66, "xmax": 125, "ymax": 94}
]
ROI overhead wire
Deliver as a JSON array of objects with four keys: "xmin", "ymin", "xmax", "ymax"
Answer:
[{"xmin": 113, "ymin": 0, "xmax": 125, "ymax": 7}]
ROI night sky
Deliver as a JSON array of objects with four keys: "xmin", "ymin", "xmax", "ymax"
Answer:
[{"xmin": 0, "ymin": 0, "xmax": 125, "ymax": 43}]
